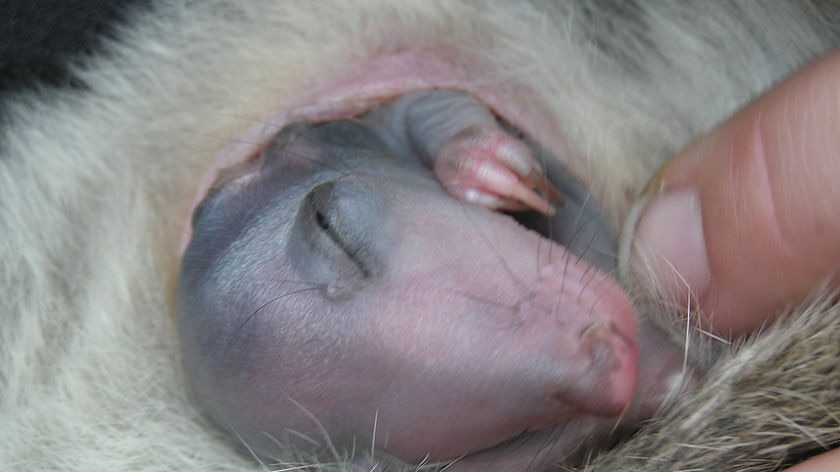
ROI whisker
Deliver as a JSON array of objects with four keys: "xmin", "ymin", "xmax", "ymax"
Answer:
[
  {"xmin": 286, "ymin": 397, "xmax": 343, "ymax": 464},
  {"xmin": 457, "ymin": 205, "xmax": 530, "ymax": 293},
  {"xmin": 370, "ymin": 410, "xmax": 379, "ymax": 460},
  {"xmin": 233, "ymin": 429, "xmax": 272, "ymax": 472},
  {"xmin": 574, "ymin": 216, "xmax": 600, "ymax": 266},
  {"xmin": 232, "ymin": 285, "xmax": 324, "ymax": 337}
]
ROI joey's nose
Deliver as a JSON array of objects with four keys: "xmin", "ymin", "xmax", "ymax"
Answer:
[
  {"xmin": 557, "ymin": 320, "xmax": 637, "ymax": 415},
  {"xmin": 511, "ymin": 260, "xmax": 639, "ymax": 417}
]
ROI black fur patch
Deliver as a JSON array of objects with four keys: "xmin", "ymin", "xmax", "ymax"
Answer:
[{"xmin": 0, "ymin": 0, "xmax": 150, "ymax": 98}]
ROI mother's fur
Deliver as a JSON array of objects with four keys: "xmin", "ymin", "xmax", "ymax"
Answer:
[{"xmin": 0, "ymin": 1, "xmax": 838, "ymax": 471}]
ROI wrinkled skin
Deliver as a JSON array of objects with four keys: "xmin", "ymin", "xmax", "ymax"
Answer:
[{"xmin": 178, "ymin": 114, "xmax": 692, "ymax": 468}]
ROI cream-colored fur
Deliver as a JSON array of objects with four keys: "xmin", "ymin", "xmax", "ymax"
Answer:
[{"xmin": 0, "ymin": 1, "xmax": 837, "ymax": 470}]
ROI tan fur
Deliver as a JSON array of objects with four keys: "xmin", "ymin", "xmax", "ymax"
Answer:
[
  {"xmin": 0, "ymin": 1, "xmax": 837, "ymax": 470},
  {"xmin": 581, "ymin": 292, "xmax": 840, "ymax": 471}
]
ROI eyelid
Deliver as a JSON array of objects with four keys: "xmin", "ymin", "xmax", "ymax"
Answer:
[{"xmin": 304, "ymin": 182, "xmax": 373, "ymax": 279}]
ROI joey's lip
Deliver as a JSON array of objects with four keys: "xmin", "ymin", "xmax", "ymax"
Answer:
[
  {"xmin": 443, "ymin": 415, "xmax": 618, "ymax": 472},
  {"xmin": 213, "ymin": 51, "xmax": 570, "ymax": 172}
]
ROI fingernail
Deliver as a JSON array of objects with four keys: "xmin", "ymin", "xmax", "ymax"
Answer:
[{"xmin": 626, "ymin": 188, "xmax": 710, "ymax": 306}]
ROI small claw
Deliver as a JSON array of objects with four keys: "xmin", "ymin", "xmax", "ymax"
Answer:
[
  {"xmin": 524, "ymin": 168, "xmax": 566, "ymax": 207},
  {"xmin": 502, "ymin": 168, "xmax": 557, "ymax": 216},
  {"xmin": 477, "ymin": 128, "xmax": 565, "ymax": 209},
  {"xmin": 434, "ymin": 125, "xmax": 564, "ymax": 215}
]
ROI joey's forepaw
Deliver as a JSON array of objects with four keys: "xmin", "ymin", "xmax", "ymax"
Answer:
[{"xmin": 433, "ymin": 125, "xmax": 564, "ymax": 214}]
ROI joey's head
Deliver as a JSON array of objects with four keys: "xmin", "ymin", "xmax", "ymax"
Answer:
[{"xmin": 177, "ymin": 116, "xmax": 692, "ymax": 470}]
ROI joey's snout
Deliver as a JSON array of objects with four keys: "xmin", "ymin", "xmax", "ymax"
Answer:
[
  {"xmin": 350, "ymin": 187, "xmax": 641, "ymax": 460},
  {"xmin": 507, "ymin": 261, "xmax": 639, "ymax": 416}
]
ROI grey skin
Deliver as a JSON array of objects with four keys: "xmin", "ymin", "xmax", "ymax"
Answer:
[{"xmin": 177, "ymin": 92, "xmax": 695, "ymax": 470}]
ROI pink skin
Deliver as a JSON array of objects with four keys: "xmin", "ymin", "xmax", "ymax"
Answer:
[
  {"xmin": 283, "ymin": 185, "xmax": 638, "ymax": 461},
  {"xmin": 178, "ymin": 50, "xmax": 696, "ymax": 469},
  {"xmin": 359, "ymin": 226, "xmax": 638, "ymax": 459}
]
